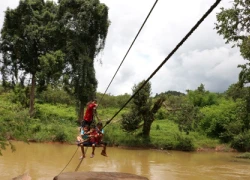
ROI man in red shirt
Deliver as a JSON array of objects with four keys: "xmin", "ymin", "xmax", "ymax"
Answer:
[{"xmin": 82, "ymin": 100, "xmax": 99, "ymax": 127}]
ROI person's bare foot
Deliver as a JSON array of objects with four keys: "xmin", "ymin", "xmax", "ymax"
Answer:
[
  {"xmin": 90, "ymin": 153, "xmax": 95, "ymax": 158},
  {"xmin": 101, "ymin": 150, "xmax": 108, "ymax": 157},
  {"xmin": 79, "ymin": 155, "xmax": 85, "ymax": 159}
]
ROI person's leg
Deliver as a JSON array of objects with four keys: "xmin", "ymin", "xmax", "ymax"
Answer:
[
  {"xmin": 101, "ymin": 142, "xmax": 108, "ymax": 156},
  {"xmin": 77, "ymin": 135, "xmax": 82, "ymax": 142},
  {"xmin": 91, "ymin": 143, "xmax": 95, "ymax": 158},
  {"xmin": 81, "ymin": 120, "xmax": 85, "ymax": 128},
  {"xmin": 80, "ymin": 145, "xmax": 85, "ymax": 159}
]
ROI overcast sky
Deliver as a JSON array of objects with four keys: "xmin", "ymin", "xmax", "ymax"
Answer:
[{"xmin": 0, "ymin": 0, "xmax": 245, "ymax": 96}]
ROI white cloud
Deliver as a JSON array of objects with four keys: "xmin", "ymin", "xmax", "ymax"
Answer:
[
  {"xmin": 96, "ymin": 0, "xmax": 245, "ymax": 95},
  {"xmin": 0, "ymin": 0, "xmax": 245, "ymax": 96}
]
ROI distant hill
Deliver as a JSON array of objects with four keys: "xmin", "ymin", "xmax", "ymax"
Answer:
[{"xmin": 155, "ymin": 90, "xmax": 185, "ymax": 97}]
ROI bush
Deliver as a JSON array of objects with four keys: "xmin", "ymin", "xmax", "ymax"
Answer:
[
  {"xmin": 155, "ymin": 108, "xmax": 167, "ymax": 120},
  {"xmin": 175, "ymin": 134, "xmax": 195, "ymax": 151},
  {"xmin": 37, "ymin": 86, "xmax": 75, "ymax": 105},
  {"xmin": 231, "ymin": 130, "xmax": 250, "ymax": 152},
  {"xmin": 236, "ymin": 152, "xmax": 250, "ymax": 159}
]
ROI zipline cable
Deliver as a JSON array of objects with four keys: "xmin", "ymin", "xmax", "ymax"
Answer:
[
  {"xmin": 99, "ymin": 0, "xmax": 159, "ymax": 105},
  {"xmin": 58, "ymin": 0, "xmax": 222, "ymax": 174},
  {"xmin": 75, "ymin": 147, "xmax": 88, "ymax": 172},
  {"xmin": 102, "ymin": 0, "xmax": 222, "ymax": 129},
  {"xmin": 57, "ymin": 146, "xmax": 79, "ymax": 176}
]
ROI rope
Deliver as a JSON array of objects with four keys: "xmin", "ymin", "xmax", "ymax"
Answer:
[
  {"xmin": 58, "ymin": 0, "xmax": 222, "ymax": 175},
  {"xmin": 57, "ymin": 146, "xmax": 79, "ymax": 176},
  {"xmin": 102, "ymin": 0, "xmax": 222, "ymax": 129},
  {"xmin": 75, "ymin": 147, "xmax": 88, "ymax": 172},
  {"xmin": 99, "ymin": 0, "xmax": 159, "ymax": 105}
]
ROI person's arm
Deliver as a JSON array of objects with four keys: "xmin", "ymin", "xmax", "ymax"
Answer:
[{"xmin": 93, "ymin": 108, "xmax": 101, "ymax": 122}]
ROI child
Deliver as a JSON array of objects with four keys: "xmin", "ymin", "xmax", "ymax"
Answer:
[
  {"xmin": 96, "ymin": 122, "xmax": 108, "ymax": 157},
  {"xmin": 89, "ymin": 124, "xmax": 98, "ymax": 158},
  {"xmin": 77, "ymin": 125, "xmax": 91, "ymax": 159}
]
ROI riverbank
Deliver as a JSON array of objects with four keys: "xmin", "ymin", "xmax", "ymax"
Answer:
[{"xmin": 0, "ymin": 91, "xmax": 243, "ymax": 153}]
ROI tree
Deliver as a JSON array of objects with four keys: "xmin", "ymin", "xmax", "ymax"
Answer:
[
  {"xmin": 215, "ymin": 0, "xmax": 250, "ymax": 131},
  {"xmin": 215, "ymin": 0, "xmax": 250, "ymax": 85},
  {"xmin": 0, "ymin": 0, "xmax": 65, "ymax": 116},
  {"xmin": 57, "ymin": 0, "xmax": 110, "ymax": 121},
  {"xmin": 163, "ymin": 94, "xmax": 202, "ymax": 135},
  {"xmin": 187, "ymin": 84, "xmax": 218, "ymax": 107},
  {"xmin": 121, "ymin": 80, "xmax": 165, "ymax": 137},
  {"xmin": 225, "ymin": 83, "xmax": 248, "ymax": 100}
]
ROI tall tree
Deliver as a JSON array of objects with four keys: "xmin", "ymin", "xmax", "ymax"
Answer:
[
  {"xmin": 57, "ymin": 0, "xmax": 109, "ymax": 121},
  {"xmin": 121, "ymin": 81, "xmax": 165, "ymax": 137},
  {"xmin": 215, "ymin": 0, "xmax": 250, "ymax": 130},
  {"xmin": 215, "ymin": 0, "xmax": 250, "ymax": 85},
  {"xmin": 0, "ymin": 0, "xmax": 65, "ymax": 116}
]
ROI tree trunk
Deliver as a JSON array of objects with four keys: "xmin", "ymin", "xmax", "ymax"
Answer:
[
  {"xmin": 78, "ymin": 100, "xmax": 85, "ymax": 125},
  {"xmin": 142, "ymin": 97, "xmax": 166, "ymax": 137},
  {"xmin": 142, "ymin": 115, "xmax": 153, "ymax": 137},
  {"xmin": 29, "ymin": 74, "xmax": 36, "ymax": 117}
]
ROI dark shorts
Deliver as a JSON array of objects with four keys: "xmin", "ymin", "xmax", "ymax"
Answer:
[
  {"xmin": 81, "ymin": 120, "xmax": 93, "ymax": 127},
  {"xmin": 77, "ymin": 141, "xmax": 92, "ymax": 147},
  {"xmin": 90, "ymin": 142, "xmax": 97, "ymax": 146},
  {"xmin": 99, "ymin": 141, "xmax": 107, "ymax": 146}
]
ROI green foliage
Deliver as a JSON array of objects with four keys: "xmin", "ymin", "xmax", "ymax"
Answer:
[
  {"xmin": 215, "ymin": 0, "xmax": 249, "ymax": 47},
  {"xmin": 35, "ymin": 103, "xmax": 77, "ymax": 123},
  {"xmin": 155, "ymin": 108, "xmax": 168, "ymax": 120},
  {"xmin": 121, "ymin": 80, "xmax": 152, "ymax": 133},
  {"xmin": 0, "ymin": 90, "xmax": 227, "ymax": 153},
  {"xmin": 225, "ymin": 83, "xmax": 248, "ymax": 100},
  {"xmin": 58, "ymin": 0, "xmax": 110, "ymax": 120},
  {"xmin": 0, "ymin": 0, "xmax": 110, "ymax": 118},
  {"xmin": 97, "ymin": 92, "xmax": 132, "ymax": 108},
  {"xmin": 175, "ymin": 97, "xmax": 202, "ymax": 134},
  {"xmin": 164, "ymin": 93, "xmax": 203, "ymax": 134},
  {"xmin": 36, "ymin": 51, "xmax": 65, "ymax": 92},
  {"xmin": 187, "ymin": 84, "xmax": 219, "ymax": 107},
  {"xmin": 0, "ymin": 85, "xmax": 5, "ymax": 94},
  {"xmin": 121, "ymin": 111, "xmax": 141, "ymax": 132},
  {"xmin": 236, "ymin": 152, "xmax": 250, "ymax": 159},
  {"xmin": 10, "ymin": 85, "xmax": 30, "ymax": 108},
  {"xmin": 175, "ymin": 133, "xmax": 195, "ymax": 151},
  {"xmin": 0, "ymin": 0, "xmax": 66, "ymax": 116},
  {"xmin": 199, "ymin": 98, "xmax": 246, "ymax": 142},
  {"xmin": 215, "ymin": 0, "xmax": 250, "ymax": 86},
  {"xmin": 231, "ymin": 130, "xmax": 250, "ymax": 152},
  {"xmin": 32, "ymin": 123, "xmax": 75, "ymax": 142},
  {"xmin": 37, "ymin": 86, "xmax": 75, "ymax": 105},
  {"xmin": 155, "ymin": 90, "xmax": 185, "ymax": 97}
]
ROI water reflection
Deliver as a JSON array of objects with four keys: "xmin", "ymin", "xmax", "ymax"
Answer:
[{"xmin": 0, "ymin": 141, "xmax": 250, "ymax": 180}]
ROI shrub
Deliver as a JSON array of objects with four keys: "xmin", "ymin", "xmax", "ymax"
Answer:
[
  {"xmin": 231, "ymin": 130, "xmax": 250, "ymax": 152},
  {"xmin": 175, "ymin": 134, "xmax": 195, "ymax": 151},
  {"xmin": 37, "ymin": 86, "xmax": 75, "ymax": 105},
  {"xmin": 236, "ymin": 152, "xmax": 250, "ymax": 159},
  {"xmin": 155, "ymin": 108, "xmax": 167, "ymax": 120}
]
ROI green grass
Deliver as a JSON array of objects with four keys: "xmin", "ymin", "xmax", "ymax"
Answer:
[
  {"xmin": 36, "ymin": 103, "xmax": 77, "ymax": 122},
  {"xmin": 97, "ymin": 107, "xmax": 129, "ymax": 122},
  {"xmin": 102, "ymin": 119, "xmax": 220, "ymax": 151},
  {"xmin": 0, "ymin": 92, "xmax": 220, "ymax": 151},
  {"xmin": 236, "ymin": 152, "xmax": 250, "ymax": 159}
]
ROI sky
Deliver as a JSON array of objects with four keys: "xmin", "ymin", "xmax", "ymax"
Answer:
[{"xmin": 0, "ymin": 0, "xmax": 246, "ymax": 96}]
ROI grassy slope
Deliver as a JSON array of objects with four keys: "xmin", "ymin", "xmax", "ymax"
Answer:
[{"xmin": 0, "ymin": 92, "xmax": 222, "ymax": 151}]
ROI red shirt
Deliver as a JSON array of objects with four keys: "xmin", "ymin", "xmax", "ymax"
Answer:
[
  {"xmin": 84, "ymin": 103, "xmax": 97, "ymax": 122},
  {"xmin": 90, "ymin": 130, "xmax": 98, "ymax": 143}
]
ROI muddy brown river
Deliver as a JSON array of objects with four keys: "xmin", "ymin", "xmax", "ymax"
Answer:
[{"xmin": 0, "ymin": 141, "xmax": 250, "ymax": 180}]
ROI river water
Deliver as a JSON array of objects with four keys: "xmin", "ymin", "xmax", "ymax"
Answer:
[{"xmin": 0, "ymin": 141, "xmax": 250, "ymax": 180}]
